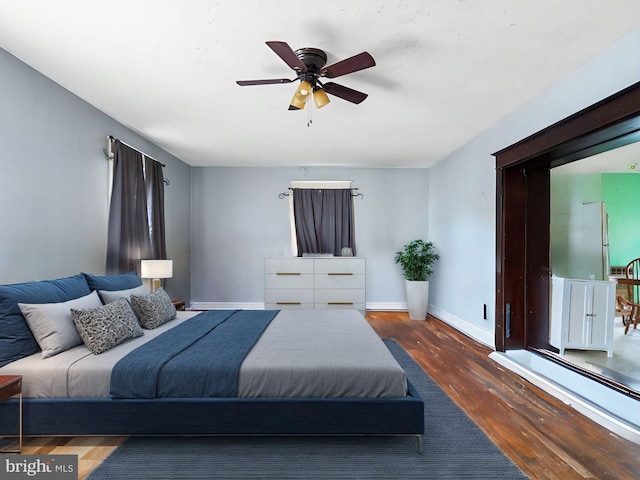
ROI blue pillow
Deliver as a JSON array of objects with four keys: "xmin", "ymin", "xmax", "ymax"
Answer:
[
  {"xmin": 0, "ymin": 273, "xmax": 91, "ymax": 367},
  {"xmin": 83, "ymin": 271, "xmax": 142, "ymax": 292}
]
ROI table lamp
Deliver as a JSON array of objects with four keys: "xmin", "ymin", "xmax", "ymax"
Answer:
[{"xmin": 140, "ymin": 259, "xmax": 173, "ymax": 292}]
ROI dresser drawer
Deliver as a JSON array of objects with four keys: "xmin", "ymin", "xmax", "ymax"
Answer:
[
  {"xmin": 313, "ymin": 258, "xmax": 365, "ymax": 274},
  {"xmin": 314, "ymin": 288, "xmax": 365, "ymax": 307},
  {"xmin": 264, "ymin": 273, "xmax": 314, "ymax": 289},
  {"xmin": 265, "ymin": 288, "xmax": 314, "ymax": 307},
  {"xmin": 314, "ymin": 273, "xmax": 365, "ymax": 289},
  {"xmin": 265, "ymin": 258, "xmax": 313, "ymax": 274}
]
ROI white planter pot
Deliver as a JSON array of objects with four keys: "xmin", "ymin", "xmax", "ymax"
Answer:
[{"xmin": 405, "ymin": 280, "xmax": 429, "ymax": 320}]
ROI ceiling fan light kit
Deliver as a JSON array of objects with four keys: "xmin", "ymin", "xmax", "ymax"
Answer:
[
  {"xmin": 288, "ymin": 91, "xmax": 306, "ymax": 110},
  {"xmin": 313, "ymin": 88, "xmax": 330, "ymax": 109},
  {"xmin": 237, "ymin": 41, "xmax": 375, "ymax": 113}
]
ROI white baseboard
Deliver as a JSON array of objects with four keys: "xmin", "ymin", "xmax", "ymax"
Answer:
[
  {"xmin": 191, "ymin": 302, "xmax": 405, "ymax": 311},
  {"xmin": 428, "ymin": 305, "xmax": 495, "ymax": 349},
  {"xmin": 189, "ymin": 302, "xmax": 264, "ymax": 310},
  {"xmin": 192, "ymin": 302, "xmax": 406, "ymax": 311},
  {"xmin": 365, "ymin": 302, "xmax": 407, "ymax": 311}
]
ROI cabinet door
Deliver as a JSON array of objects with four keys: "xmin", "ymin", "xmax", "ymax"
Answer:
[
  {"xmin": 586, "ymin": 282, "xmax": 614, "ymax": 348},
  {"xmin": 565, "ymin": 281, "xmax": 588, "ymax": 348}
]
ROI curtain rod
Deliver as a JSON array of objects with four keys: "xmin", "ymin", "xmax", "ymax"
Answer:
[
  {"xmin": 106, "ymin": 135, "xmax": 166, "ymax": 167},
  {"xmin": 103, "ymin": 136, "xmax": 170, "ymax": 186},
  {"xmin": 278, "ymin": 187, "xmax": 363, "ymax": 199}
]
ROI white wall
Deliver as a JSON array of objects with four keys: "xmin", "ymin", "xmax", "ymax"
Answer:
[
  {"xmin": 428, "ymin": 28, "xmax": 640, "ymax": 347},
  {"xmin": 190, "ymin": 166, "xmax": 429, "ymax": 306}
]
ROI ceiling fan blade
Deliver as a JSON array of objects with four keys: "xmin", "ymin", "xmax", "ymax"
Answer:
[
  {"xmin": 323, "ymin": 82, "xmax": 368, "ymax": 104},
  {"xmin": 321, "ymin": 52, "xmax": 375, "ymax": 78},
  {"xmin": 266, "ymin": 41, "xmax": 308, "ymax": 73},
  {"xmin": 236, "ymin": 78, "xmax": 295, "ymax": 86}
]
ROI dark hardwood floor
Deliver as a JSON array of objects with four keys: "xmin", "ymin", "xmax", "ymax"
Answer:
[
  {"xmin": 15, "ymin": 311, "xmax": 640, "ymax": 479},
  {"xmin": 367, "ymin": 311, "xmax": 640, "ymax": 480}
]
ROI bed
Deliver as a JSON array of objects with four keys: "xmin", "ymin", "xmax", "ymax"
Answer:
[{"xmin": 0, "ymin": 272, "xmax": 424, "ymax": 447}]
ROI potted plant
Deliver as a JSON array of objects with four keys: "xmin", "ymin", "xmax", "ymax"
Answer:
[{"xmin": 394, "ymin": 240, "xmax": 439, "ymax": 320}]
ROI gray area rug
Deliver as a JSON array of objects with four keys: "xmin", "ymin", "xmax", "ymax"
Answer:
[{"xmin": 87, "ymin": 339, "xmax": 527, "ymax": 479}]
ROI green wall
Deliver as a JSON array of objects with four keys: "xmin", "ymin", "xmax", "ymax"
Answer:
[
  {"xmin": 602, "ymin": 174, "xmax": 640, "ymax": 267},
  {"xmin": 550, "ymin": 173, "xmax": 640, "ymax": 276}
]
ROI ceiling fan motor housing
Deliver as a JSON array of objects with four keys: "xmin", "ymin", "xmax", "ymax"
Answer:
[{"xmin": 294, "ymin": 48, "xmax": 327, "ymax": 74}]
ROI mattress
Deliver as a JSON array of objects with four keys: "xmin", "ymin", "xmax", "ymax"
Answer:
[{"xmin": 0, "ymin": 309, "xmax": 407, "ymax": 399}]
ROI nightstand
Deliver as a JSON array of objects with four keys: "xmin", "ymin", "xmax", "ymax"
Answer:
[
  {"xmin": 172, "ymin": 300, "xmax": 186, "ymax": 311},
  {"xmin": 0, "ymin": 375, "xmax": 22, "ymax": 453}
]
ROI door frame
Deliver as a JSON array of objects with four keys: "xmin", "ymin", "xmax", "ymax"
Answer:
[{"xmin": 494, "ymin": 81, "xmax": 640, "ymax": 394}]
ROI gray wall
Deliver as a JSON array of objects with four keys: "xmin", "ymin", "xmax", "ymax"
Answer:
[
  {"xmin": 0, "ymin": 48, "xmax": 192, "ymax": 302},
  {"xmin": 190, "ymin": 166, "xmax": 429, "ymax": 305},
  {"xmin": 427, "ymin": 28, "xmax": 640, "ymax": 346}
]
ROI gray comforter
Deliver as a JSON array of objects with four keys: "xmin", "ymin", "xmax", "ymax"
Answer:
[{"xmin": 0, "ymin": 309, "xmax": 407, "ymax": 399}]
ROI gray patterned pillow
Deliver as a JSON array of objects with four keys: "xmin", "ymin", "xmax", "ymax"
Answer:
[
  {"xmin": 130, "ymin": 287, "xmax": 177, "ymax": 329},
  {"xmin": 71, "ymin": 297, "xmax": 144, "ymax": 354},
  {"xmin": 98, "ymin": 284, "xmax": 149, "ymax": 304}
]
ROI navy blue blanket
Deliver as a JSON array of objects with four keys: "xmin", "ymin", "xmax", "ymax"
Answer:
[{"xmin": 110, "ymin": 310, "xmax": 279, "ymax": 399}]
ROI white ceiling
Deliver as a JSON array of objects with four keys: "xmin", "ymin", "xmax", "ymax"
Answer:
[
  {"xmin": 554, "ymin": 141, "xmax": 640, "ymax": 175},
  {"xmin": 1, "ymin": 1, "xmax": 639, "ymax": 168}
]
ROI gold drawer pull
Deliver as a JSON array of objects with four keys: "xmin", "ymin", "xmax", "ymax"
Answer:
[
  {"xmin": 276, "ymin": 272, "xmax": 301, "ymax": 275},
  {"xmin": 276, "ymin": 301, "xmax": 302, "ymax": 305},
  {"xmin": 328, "ymin": 272, "xmax": 353, "ymax": 276},
  {"xmin": 328, "ymin": 302, "xmax": 354, "ymax": 305}
]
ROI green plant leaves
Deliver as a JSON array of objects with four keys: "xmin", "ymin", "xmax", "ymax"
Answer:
[{"xmin": 394, "ymin": 239, "xmax": 439, "ymax": 281}]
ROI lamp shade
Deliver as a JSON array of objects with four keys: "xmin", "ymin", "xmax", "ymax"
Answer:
[
  {"xmin": 296, "ymin": 80, "xmax": 312, "ymax": 97},
  {"xmin": 313, "ymin": 88, "xmax": 330, "ymax": 108},
  {"xmin": 288, "ymin": 80, "xmax": 313, "ymax": 110},
  {"xmin": 140, "ymin": 260, "xmax": 173, "ymax": 279},
  {"xmin": 289, "ymin": 91, "xmax": 307, "ymax": 110}
]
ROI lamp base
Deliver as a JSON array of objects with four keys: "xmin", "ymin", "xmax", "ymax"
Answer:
[{"xmin": 151, "ymin": 278, "xmax": 161, "ymax": 292}]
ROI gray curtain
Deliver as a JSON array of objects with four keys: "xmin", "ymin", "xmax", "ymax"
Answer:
[
  {"xmin": 106, "ymin": 140, "xmax": 166, "ymax": 274},
  {"xmin": 144, "ymin": 156, "xmax": 167, "ymax": 260},
  {"xmin": 293, "ymin": 188, "xmax": 355, "ymax": 256}
]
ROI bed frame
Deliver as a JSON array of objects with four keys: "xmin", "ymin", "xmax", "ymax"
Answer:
[
  {"xmin": 0, "ymin": 273, "xmax": 425, "ymax": 450},
  {"xmin": 0, "ymin": 377, "xmax": 424, "ymax": 450}
]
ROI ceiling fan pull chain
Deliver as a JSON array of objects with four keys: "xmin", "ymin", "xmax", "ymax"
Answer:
[{"xmin": 307, "ymin": 101, "xmax": 313, "ymax": 127}]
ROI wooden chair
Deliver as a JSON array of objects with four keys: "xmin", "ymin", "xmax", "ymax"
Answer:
[
  {"xmin": 616, "ymin": 295, "xmax": 634, "ymax": 335},
  {"xmin": 623, "ymin": 258, "xmax": 640, "ymax": 334}
]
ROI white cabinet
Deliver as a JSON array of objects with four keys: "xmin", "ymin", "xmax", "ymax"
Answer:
[
  {"xmin": 550, "ymin": 277, "xmax": 615, "ymax": 357},
  {"xmin": 265, "ymin": 258, "xmax": 365, "ymax": 313}
]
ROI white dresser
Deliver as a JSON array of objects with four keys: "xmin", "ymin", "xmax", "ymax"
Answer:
[
  {"xmin": 550, "ymin": 277, "xmax": 615, "ymax": 357},
  {"xmin": 264, "ymin": 257, "xmax": 366, "ymax": 313}
]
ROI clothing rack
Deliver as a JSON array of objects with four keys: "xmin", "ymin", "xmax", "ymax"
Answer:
[
  {"xmin": 103, "ymin": 135, "xmax": 169, "ymax": 185},
  {"xmin": 278, "ymin": 187, "xmax": 363, "ymax": 199}
]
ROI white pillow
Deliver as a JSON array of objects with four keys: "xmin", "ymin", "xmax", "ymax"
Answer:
[
  {"xmin": 19, "ymin": 290, "xmax": 103, "ymax": 358},
  {"xmin": 98, "ymin": 284, "xmax": 149, "ymax": 304}
]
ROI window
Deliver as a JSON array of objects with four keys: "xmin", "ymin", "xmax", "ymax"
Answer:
[{"xmin": 289, "ymin": 181, "xmax": 356, "ymax": 257}]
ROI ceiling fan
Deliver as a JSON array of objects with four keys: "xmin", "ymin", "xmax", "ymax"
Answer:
[{"xmin": 236, "ymin": 41, "xmax": 375, "ymax": 110}]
